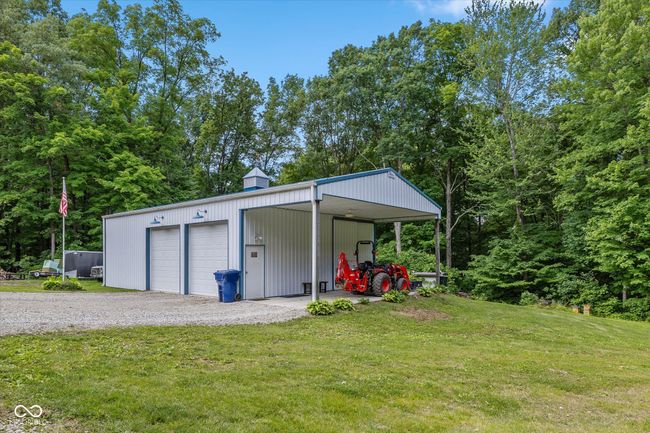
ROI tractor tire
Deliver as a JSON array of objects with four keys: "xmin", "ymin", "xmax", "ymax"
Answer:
[
  {"xmin": 396, "ymin": 278, "xmax": 409, "ymax": 292},
  {"xmin": 372, "ymin": 272, "xmax": 391, "ymax": 296}
]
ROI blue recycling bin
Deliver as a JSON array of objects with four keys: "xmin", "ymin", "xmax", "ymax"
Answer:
[{"xmin": 214, "ymin": 269, "xmax": 241, "ymax": 303}]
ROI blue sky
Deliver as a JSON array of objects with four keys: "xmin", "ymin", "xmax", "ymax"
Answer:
[{"xmin": 60, "ymin": 0, "xmax": 569, "ymax": 85}]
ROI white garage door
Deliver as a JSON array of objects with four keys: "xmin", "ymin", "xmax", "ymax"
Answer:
[
  {"xmin": 150, "ymin": 227, "xmax": 180, "ymax": 293},
  {"xmin": 189, "ymin": 222, "xmax": 228, "ymax": 296}
]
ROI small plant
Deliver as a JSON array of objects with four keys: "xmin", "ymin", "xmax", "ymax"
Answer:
[
  {"xmin": 61, "ymin": 278, "xmax": 83, "ymax": 291},
  {"xmin": 42, "ymin": 277, "xmax": 84, "ymax": 291},
  {"xmin": 382, "ymin": 290, "xmax": 406, "ymax": 303},
  {"xmin": 332, "ymin": 298, "xmax": 355, "ymax": 311},
  {"xmin": 417, "ymin": 286, "xmax": 434, "ymax": 297},
  {"xmin": 42, "ymin": 276, "xmax": 61, "ymax": 290},
  {"xmin": 358, "ymin": 297, "xmax": 370, "ymax": 305},
  {"xmin": 307, "ymin": 300, "xmax": 335, "ymax": 316},
  {"xmin": 519, "ymin": 291, "xmax": 539, "ymax": 306}
]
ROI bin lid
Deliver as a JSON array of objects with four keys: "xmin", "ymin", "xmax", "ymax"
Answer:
[{"xmin": 214, "ymin": 269, "xmax": 239, "ymax": 275}]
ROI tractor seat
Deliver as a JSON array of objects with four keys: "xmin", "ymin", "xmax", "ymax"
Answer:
[{"xmin": 357, "ymin": 262, "xmax": 368, "ymax": 272}]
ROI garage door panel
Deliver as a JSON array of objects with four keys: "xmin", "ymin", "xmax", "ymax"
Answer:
[
  {"xmin": 150, "ymin": 227, "xmax": 180, "ymax": 293},
  {"xmin": 189, "ymin": 223, "xmax": 228, "ymax": 296}
]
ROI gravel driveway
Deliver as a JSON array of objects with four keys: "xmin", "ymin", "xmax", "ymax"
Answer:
[{"xmin": 0, "ymin": 291, "xmax": 307, "ymax": 336}]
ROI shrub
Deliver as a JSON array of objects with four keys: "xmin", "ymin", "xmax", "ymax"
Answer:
[
  {"xmin": 306, "ymin": 300, "xmax": 335, "ymax": 316},
  {"xmin": 592, "ymin": 298, "xmax": 622, "ymax": 317},
  {"xmin": 358, "ymin": 297, "xmax": 370, "ymax": 305},
  {"xmin": 417, "ymin": 286, "xmax": 434, "ymax": 297},
  {"xmin": 376, "ymin": 241, "xmax": 438, "ymax": 272},
  {"xmin": 382, "ymin": 290, "xmax": 406, "ymax": 303},
  {"xmin": 332, "ymin": 298, "xmax": 355, "ymax": 311},
  {"xmin": 61, "ymin": 278, "xmax": 83, "ymax": 291},
  {"xmin": 622, "ymin": 298, "xmax": 650, "ymax": 321},
  {"xmin": 571, "ymin": 276, "xmax": 611, "ymax": 306},
  {"xmin": 42, "ymin": 277, "xmax": 83, "ymax": 291},
  {"xmin": 42, "ymin": 276, "xmax": 61, "ymax": 290},
  {"xmin": 519, "ymin": 291, "xmax": 539, "ymax": 306},
  {"xmin": 445, "ymin": 266, "xmax": 472, "ymax": 294}
]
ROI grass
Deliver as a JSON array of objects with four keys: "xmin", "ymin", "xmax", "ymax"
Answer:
[
  {"xmin": 0, "ymin": 279, "xmax": 133, "ymax": 293},
  {"xmin": 1, "ymin": 295, "xmax": 650, "ymax": 432}
]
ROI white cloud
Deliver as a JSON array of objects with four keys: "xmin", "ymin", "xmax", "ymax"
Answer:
[
  {"xmin": 407, "ymin": 0, "xmax": 473, "ymax": 18},
  {"xmin": 407, "ymin": 0, "xmax": 546, "ymax": 19}
]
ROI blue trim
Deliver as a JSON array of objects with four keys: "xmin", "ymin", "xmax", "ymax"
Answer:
[
  {"xmin": 243, "ymin": 186, "xmax": 264, "ymax": 192},
  {"xmin": 315, "ymin": 167, "xmax": 442, "ymax": 211},
  {"xmin": 183, "ymin": 224, "xmax": 189, "ymax": 295},
  {"xmin": 239, "ymin": 209, "xmax": 245, "ymax": 299},
  {"xmin": 315, "ymin": 168, "xmax": 392, "ymax": 186},
  {"xmin": 145, "ymin": 228, "xmax": 151, "ymax": 290}
]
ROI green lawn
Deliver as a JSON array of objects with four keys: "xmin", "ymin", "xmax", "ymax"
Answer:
[
  {"xmin": 1, "ymin": 295, "xmax": 649, "ymax": 432},
  {"xmin": 0, "ymin": 279, "xmax": 133, "ymax": 293}
]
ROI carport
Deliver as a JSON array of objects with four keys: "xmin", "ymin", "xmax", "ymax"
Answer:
[{"xmin": 239, "ymin": 168, "xmax": 442, "ymax": 301}]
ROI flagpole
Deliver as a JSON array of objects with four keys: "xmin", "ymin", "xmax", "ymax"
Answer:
[{"xmin": 62, "ymin": 177, "xmax": 66, "ymax": 282}]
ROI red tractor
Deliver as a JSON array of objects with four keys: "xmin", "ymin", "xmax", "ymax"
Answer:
[{"xmin": 335, "ymin": 240, "xmax": 411, "ymax": 296}]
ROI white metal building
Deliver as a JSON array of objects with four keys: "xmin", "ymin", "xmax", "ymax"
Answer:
[{"xmin": 102, "ymin": 168, "xmax": 442, "ymax": 300}]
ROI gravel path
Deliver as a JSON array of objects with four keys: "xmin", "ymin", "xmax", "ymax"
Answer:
[{"xmin": 0, "ymin": 291, "xmax": 307, "ymax": 336}]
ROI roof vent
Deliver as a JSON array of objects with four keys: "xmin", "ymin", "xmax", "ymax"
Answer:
[{"xmin": 243, "ymin": 167, "xmax": 270, "ymax": 191}]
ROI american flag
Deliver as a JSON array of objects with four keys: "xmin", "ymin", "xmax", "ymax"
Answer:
[{"xmin": 59, "ymin": 177, "xmax": 68, "ymax": 217}]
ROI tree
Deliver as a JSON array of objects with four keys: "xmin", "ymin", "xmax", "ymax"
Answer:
[
  {"xmin": 189, "ymin": 70, "xmax": 263, "ymax": 195},
  {"xmin": 465, "ymin": 0, "xmax": 554, "ymax": 227},
  {"xmin": 556, "ymin": 0, "xmax": 650, "ymax": 298},
  {"xmin": 253, "ymin": 75, "xmax": 306, "ymax": 178}
]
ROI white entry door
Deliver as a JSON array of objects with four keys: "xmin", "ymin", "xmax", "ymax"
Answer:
[
  {"xmin": 245, "ymin": 245, "xmax": 265, "ymax": 299},
  {"xmin": 189, "ymin": 222, "xmax": 228, "ymax": 296},
  {"xmin": 150, "ymin": 227, "xmax": 180, "ymax": 293}
]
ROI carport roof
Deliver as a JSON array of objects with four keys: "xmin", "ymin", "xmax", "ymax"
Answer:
[{"xmin": 103, "ymin": 168, "xmax": 441, "ymax": 219}]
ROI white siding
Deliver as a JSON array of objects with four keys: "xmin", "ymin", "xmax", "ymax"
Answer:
[
  {"xmin": 318, "ymin": 171, "xmax": 440, "ymax": 216},
  {"xmin": 244, "ymin": 208, "xmax": 331, "ymax": 297},
  {"xmin": 104, "ymin": 187, "xmax": 311, "ymax": 291},
  {"xmin": 243, "ymin": 208, "xmax": 373, "ymax": 297},
  {"xmin": 333, "ymin": 219, "xmax": 374, "ymax": 269}
]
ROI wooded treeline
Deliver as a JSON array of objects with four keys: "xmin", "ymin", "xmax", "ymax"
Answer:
[{"xmin": 1, "ymin": 0, "xmax": 648, "ymax": 319}]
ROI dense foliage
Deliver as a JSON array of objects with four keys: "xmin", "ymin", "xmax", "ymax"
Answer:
[{"xmin": 1, "ymin": 0, "xmax": 647, "ymax": 319}]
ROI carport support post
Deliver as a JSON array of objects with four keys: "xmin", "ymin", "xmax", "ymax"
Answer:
[
  {"xmin": 435, "ymin": 217, "xmax": 441, "ymax": 285},
  {"xmin": 311, "ymin": 185, "xmax": 320, "ymax": 302}
]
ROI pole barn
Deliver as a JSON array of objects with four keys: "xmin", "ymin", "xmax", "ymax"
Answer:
[{"xmin": 102, "ymin": 168, "xmax": 442, "ymax": 300}]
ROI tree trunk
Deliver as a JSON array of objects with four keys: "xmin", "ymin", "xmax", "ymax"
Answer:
[
  {"xmin": 503, "ymin": 109, "xmax": 525, "ymax": 226},
  {"xmin": 48, "ymin": 160, "xmax": 55, "ymax": 260},
  {"xmin": 394, "ymin": 160, "xmax": 403, "ymax": 256},
  {"xmin": 394, "ymin": 222, "xmax": 401, "ymax": 256},
  {"xmin": 445, "ymin": 159, "xmax": 453, "ymax": 268},
  {"xmin": 435, "ymin": 218, "xmax": 441, "ymax": 285}
]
